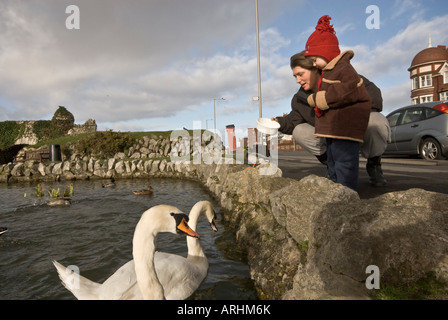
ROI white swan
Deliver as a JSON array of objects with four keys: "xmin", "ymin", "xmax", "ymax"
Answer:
[
  {"xmin": 53, "ymin": 204, "xmax": 200, "ymax": 300},
  {"xmin": 153, "ymin": 200, "xmax": 218, "ymax": 299}
]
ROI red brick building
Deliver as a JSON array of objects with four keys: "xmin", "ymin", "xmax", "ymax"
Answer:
[{"xmin": 409, "ymin": 44, "xmax": 448, "ymax": 104}]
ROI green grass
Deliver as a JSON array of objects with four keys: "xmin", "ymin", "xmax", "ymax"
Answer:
[
  {"xmin": 370, "ymin": 273, "xmax": 448, "ymax": 300},
  {"xmin": 32, "ymin": 130, "xmax": 194, "ymax": 149},
  {"xmin": 127, "ymin": 131, "xmax": 174, "ymax": 139},
  {"xmin": 33, "ymin": 132, "xmax": 95, "ymax": 148}
]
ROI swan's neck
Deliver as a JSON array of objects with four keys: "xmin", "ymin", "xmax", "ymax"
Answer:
[
  {"xmin": 133, "ymin": 216, "xmax": 164, "ymax": 299},
  {"xmin": 187, "ymin": 234, "xmax": 205, "ymax": 258},
  {"xmin": 186, "ymin": 205, "xmax": 206, "ymax": 258}
]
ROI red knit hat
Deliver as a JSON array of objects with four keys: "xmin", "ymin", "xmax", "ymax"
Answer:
[{"xmin": 304, "ymin": 15, "xmax": 340, "ymax": 62}]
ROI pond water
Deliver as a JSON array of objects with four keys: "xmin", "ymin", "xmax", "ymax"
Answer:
[{"xmin": 0, "ymin": 178, "xmax": 257, "ymax": 300}]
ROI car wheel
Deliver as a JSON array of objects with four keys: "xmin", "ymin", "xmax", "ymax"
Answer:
[{"xmin": 419, "ymin": 138, "xmax": 444, "ymax": 160}]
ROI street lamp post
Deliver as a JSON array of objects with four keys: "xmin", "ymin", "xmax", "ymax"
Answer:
[
  {"xmin": 213, "ymin": 97, "xmax": 225, "ymax": 131},
  {"xmin": 206, "ymin": 119, "xmax": 213, "ymax": 130},
  {"xmin": 255, "ymin": 0, "xmax": 262, "ymax": 118}
]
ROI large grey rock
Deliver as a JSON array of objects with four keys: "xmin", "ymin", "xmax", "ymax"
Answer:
[
  {"xmin": 273, "ymin": 176, "xmax": 448, "ymax": 300},
  {"xmin": 10, "ymin": 163, "xmax": 25, "ymax": 176}
]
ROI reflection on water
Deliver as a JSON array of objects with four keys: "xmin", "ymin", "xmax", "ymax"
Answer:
[{"xmin": 0, "ymin": 178, "xmax": 257, "ymax": 300}]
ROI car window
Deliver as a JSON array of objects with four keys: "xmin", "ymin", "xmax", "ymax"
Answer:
[
  {"xmin": 399, "ymin": 108, "xmax": 425, "ymax": 125},
  {"xmin": 425, "ymin": 108, "xmax": 442, "ymax": 119},
  {"xmin": 387, "ymin": 112, "xmax": 401, "ymax": 127}
]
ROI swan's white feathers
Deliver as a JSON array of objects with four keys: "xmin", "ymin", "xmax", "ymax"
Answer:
[
  {"xmin": 154, "ymin": 251, "xmax": 208, "ymax": 300},
  {"xmin": 52, "ymin": 260, "xmax": 101, "ymax": 300},
  {"xmin": 97, "ymin": 260, "xmax": 139, "ymax": 299}
]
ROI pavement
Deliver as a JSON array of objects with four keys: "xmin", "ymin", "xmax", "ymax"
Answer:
[{"xmin": 276, "ymin": 150, "xmax": 448, "ymax": 199}]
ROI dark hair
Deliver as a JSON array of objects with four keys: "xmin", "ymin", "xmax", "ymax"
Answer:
[{"xmin": 290, "ymin": 51, "xmax": 315, "ymax": 70}]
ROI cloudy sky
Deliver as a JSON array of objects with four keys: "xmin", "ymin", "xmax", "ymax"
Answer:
[{"xmin": 1, "ymin": 0, "xmax": 447, "ymax": 139}]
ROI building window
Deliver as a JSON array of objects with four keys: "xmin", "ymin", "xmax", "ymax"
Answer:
[
  {"xmin": 420, "ymin": 94, "xmax": 433, "ymax": 103},
  {"xmin": 420, "ymin": 74, "xmax": 432, "ymax": 88},
  {"xmin": 444, "ymin": 71, "xmax": 448, "ymax": 84},
  {"xmin": 411, "ymin": 77, "xmax": 419, "ymax": 90},
  {"xmin": 412, "ymin": 97, "xmax": 419, "ymax": 105},
  {"xmin": 440, "ymin": 91, "xmax": 448, "ymax": 101}
]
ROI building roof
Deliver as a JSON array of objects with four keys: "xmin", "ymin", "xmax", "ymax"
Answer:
[{"xmin": 410, "ymin": 45, "xmax": 448, "ymax": 69}]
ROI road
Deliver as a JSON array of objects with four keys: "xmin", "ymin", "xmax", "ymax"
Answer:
[{"xmin": 276, "ymin": 150, "xmax": 448, "ymax": 199}]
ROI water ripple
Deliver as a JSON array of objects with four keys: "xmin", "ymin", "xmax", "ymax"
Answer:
[{"xmin": 0, "ymin": 178, "xmax": 257, "ymax": 300}]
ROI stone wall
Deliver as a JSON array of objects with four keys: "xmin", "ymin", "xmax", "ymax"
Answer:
[
  {"xmin": 1, "ymin": 157, "xmax": 447, "ymax": 300},
  {"xmin": 193, "ymin": 163, "xmax": 448, "ymax": 299}
]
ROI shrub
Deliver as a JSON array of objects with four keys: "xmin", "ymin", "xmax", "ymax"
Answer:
[
  {"xmin": 32, "ymin": 120, "xmax": 55, "ymax": 141},
  {"xmin": 75, "ymin": 130, "xmax": 134, "ymax": 158},
  {"xmin": 0, "ymin": 121, "xmax": 23, "ymax": 150}
]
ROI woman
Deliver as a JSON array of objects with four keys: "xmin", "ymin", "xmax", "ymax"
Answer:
[{"xmin": 273, "ymin": 51, "xmax": 328, "ymax": 164}]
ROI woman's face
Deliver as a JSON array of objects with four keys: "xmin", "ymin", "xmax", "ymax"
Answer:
[{"xmin": 292, "ymin": 66, "xmax": 319, "ymax": 92}]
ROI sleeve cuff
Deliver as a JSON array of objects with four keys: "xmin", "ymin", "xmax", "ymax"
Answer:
[
  {"xmin": 316, "ymin": 91, "xmax": 329, "ymax": 110},
  {"xmin": 307, "ymin": 94, "xmax": 315, "ymax": 107}
]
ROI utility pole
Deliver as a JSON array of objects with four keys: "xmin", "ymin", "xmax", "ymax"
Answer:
[{"xmin": 255, "ymin": 0, "xmax": 262, "ymax": 118}]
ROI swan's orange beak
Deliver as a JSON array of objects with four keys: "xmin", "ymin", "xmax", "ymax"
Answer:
[{"xmin": 177, "ymin": 218, "xmax": 200, "ymax": 239}]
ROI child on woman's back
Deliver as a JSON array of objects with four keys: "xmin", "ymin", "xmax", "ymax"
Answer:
[{"xmin": 304, "ymin": 15, "xmax": 371, "ymax": 191}]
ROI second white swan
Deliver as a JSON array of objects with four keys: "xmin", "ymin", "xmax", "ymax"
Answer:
[{"xmin": 154, "ymin": 200, "xmax": 218, "ymax": 299}]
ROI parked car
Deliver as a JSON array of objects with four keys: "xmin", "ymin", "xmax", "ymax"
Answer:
[{"xmin": 384, "ymin": 101, "xmax": 448, "ymax": 160}]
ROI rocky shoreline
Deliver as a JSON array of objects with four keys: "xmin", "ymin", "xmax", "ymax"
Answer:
[{"xmin": 2, "ymin": 155, "xmax": 448, "ymax": 299}]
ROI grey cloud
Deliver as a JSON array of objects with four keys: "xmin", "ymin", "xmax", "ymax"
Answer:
[{"xmin": 0, "ymin": 0, "xmax": 292, "ymax": 126}]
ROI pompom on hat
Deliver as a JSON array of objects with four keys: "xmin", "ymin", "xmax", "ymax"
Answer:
[{"xmin": 304, "ymin": 15, "xmax": 340, "ymax": 63}]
